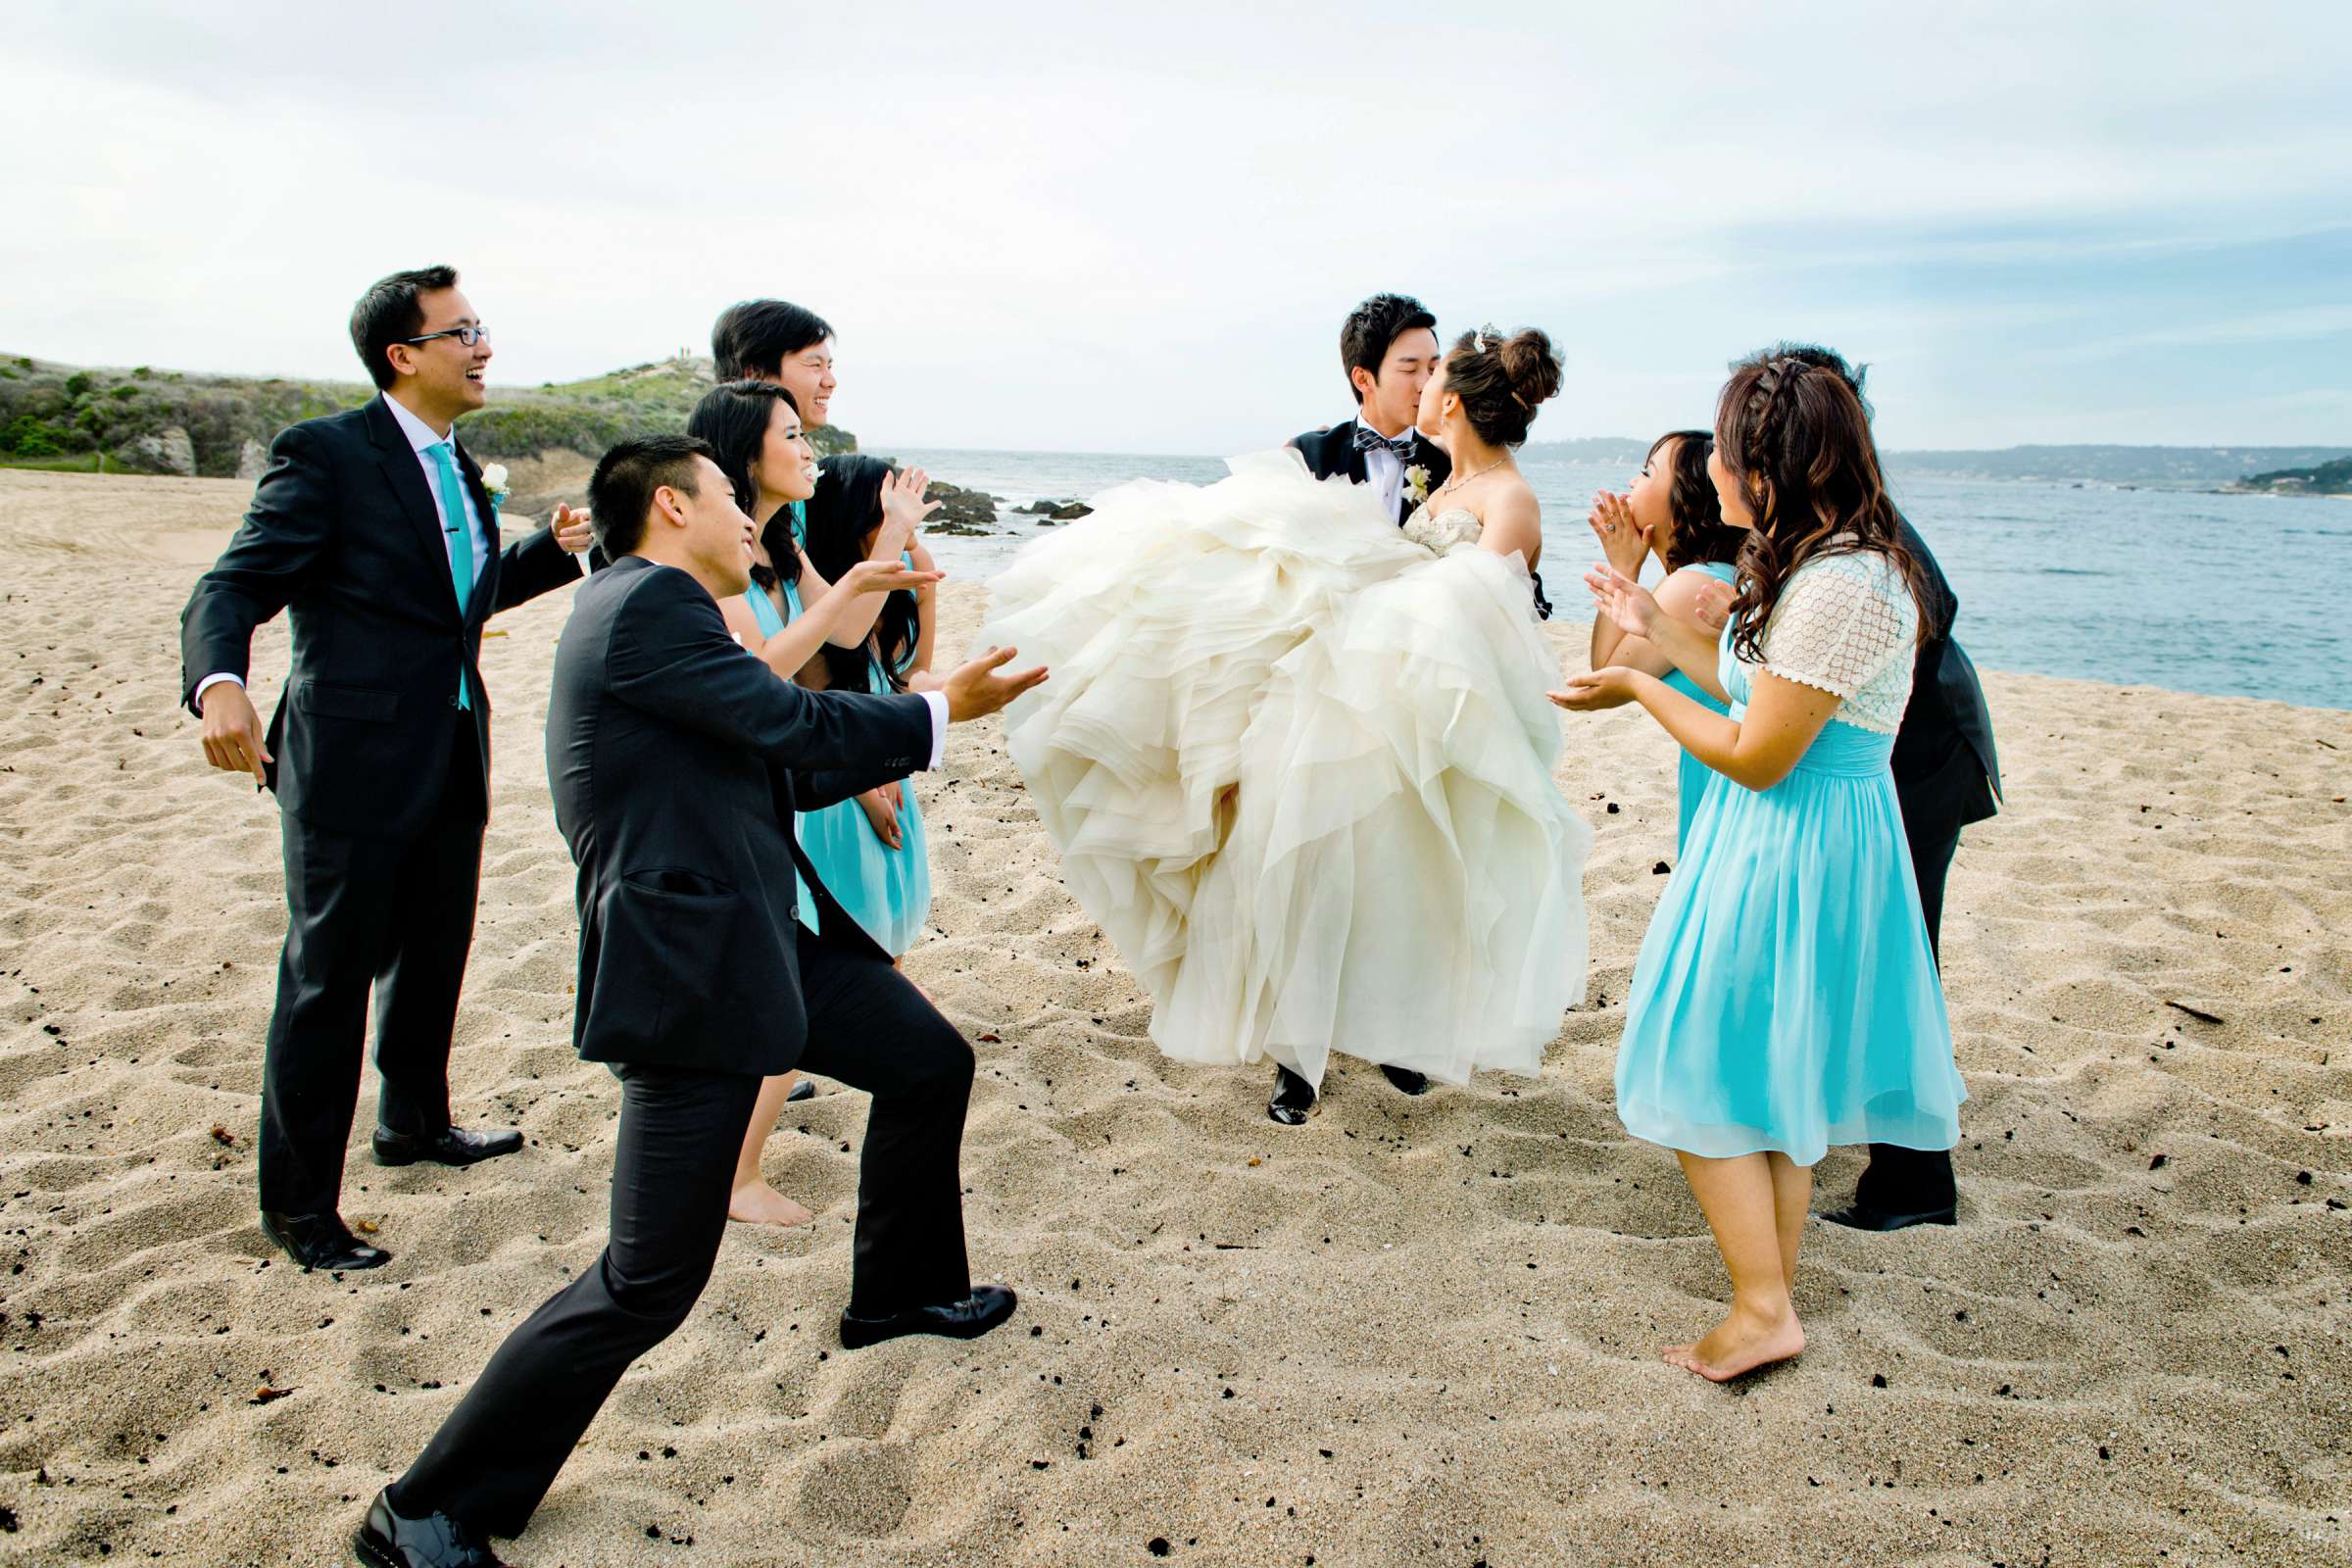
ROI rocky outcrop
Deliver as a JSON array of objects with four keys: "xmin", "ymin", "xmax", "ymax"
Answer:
[
  {"xmin": 923, "ymin": 480, "xmax": 999, "ymax": 533},
  {"xmin": 1014, "ymin": 498, "xmax": 1094, "ymax": 521},
  {"xmin": 235, "ymin": 439, "xmax": 270, "ymax": 480},
  {"xmin": 126, "ymin": 425, "xmax": 196, "ymax": 477}
]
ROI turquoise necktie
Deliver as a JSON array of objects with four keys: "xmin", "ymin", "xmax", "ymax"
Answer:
[{"xmin": 426, "ymin": 441, "xmax": 475, "ymax": 710}]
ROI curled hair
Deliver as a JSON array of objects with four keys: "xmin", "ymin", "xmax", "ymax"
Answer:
[
  {"xmin": 1647, "ymin": 430, "xmax": 1743, "ymax": 573},
  {"xmin": 685, "ymin": 379, "xmax": 805, "ymax": 588},
  {"xmin": 801, "ymin": 454, "xmax": 920, "ymax": 694},
  {"xmin": 1443, "ymin": 326, "xmax": 1561, "ymax": 447},
  {"xmin": 1715, "ymin": 356, "xmax": 1938, "ymax": 665}
]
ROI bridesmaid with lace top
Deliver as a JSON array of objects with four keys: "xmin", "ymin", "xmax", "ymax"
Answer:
[
  {"xmin": 1583, "ymin": 429, "xmax": 1750, "ymax": 849},
  {"xmin": 686, "ymin": 380, "xmax": 937, "ymax": 1227},
  {"xmin": 1553, "ymin": 356, "xmax": 1964, "ymax": 1383}
]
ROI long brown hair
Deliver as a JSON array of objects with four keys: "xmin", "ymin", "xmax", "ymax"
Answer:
[
  {"xmin": 1647, "ymin": 429, "xmax": 1742, "ymax": 573},
  {"xmin": 1717, "ymin": 357, "xmax": 1938, "ymax": 664}
]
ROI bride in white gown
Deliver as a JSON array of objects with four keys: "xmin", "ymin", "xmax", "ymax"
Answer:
[{"xmin": 982, "ymin": 326, "xmax": 1591, "ymax": 1105}]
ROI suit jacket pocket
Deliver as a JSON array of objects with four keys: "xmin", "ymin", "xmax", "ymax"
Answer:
[
  {"xmin": 589, "ymin": 874, "xmax": 737, "ymax": 1061},
  {"xmin": 295, "ymin": 680, "xmax": 399, "ymax": 723}
]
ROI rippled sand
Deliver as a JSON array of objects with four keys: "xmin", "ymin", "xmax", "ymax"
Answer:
[{"xmin": 1, "ymin": 469, "xmax": 2346, "ymax": 1566}]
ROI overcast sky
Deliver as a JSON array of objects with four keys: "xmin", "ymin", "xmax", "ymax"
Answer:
[{"xmin": 6, "ymin": 1, "xmax": 2347, "ymax": 453}]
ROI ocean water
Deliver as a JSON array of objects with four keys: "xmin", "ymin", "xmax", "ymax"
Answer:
[{"xmin": 887, "ymin": 446, "xmax": 2352, "ymax": 711}]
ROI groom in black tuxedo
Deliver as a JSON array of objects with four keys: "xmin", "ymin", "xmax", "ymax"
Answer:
[
  {"xmin": 356, "ymin": 437, "xmax": 1045, "ymax": 1567},
  {"xmin": 1291, "ymin": 291, "xmax": 1451, "ymax": 526},
  {"xmin": 181, "ymin": 267, "xmax": 593, "ymax": 1273},
  {"xmin": 1267, "ymin": 294, "xmax": 1455, "ymax": 1125}
]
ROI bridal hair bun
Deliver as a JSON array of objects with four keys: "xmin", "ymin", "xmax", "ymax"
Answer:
[{"xmin": 1446, "ymin": 325, "xmax": 1563, "ymax": 448}]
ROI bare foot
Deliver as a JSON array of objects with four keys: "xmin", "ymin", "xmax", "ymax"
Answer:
[
  {"xmin": 1661, "ymin": 1303, "xmax": 1804, "ymax": 1382},
  {"xmin": 729, "ymin": 1180, "xmax": 814, "ymax": 1227}
]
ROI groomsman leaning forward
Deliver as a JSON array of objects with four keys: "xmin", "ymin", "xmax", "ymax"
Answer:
[
  {"xmin": 355, "ymin": 436, "xmax": 1043, "ymax": 1568},
  {"xmin": 180, "ymin": 266, "xmax": 595, "ymax": 1273}
]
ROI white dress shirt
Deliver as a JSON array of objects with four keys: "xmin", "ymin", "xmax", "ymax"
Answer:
[
  {"xmin": 194, "ymin": 395, "xmax": 585, "ymax": 710},
  {"xmin": 1351, "ymin": 416, "xmax": 1424, "ymax": 519}
]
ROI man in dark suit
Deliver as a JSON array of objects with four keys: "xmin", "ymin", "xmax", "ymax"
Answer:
[
  {"xmin": 355, "ymin": 436, "xmax": 1046, "ymax": 1568},
  {"xmin": 181, "ymin": 267, "xmax": 594, "ymax": 1273},
  {"xmin": 1695, "ymin": 345, "xmax": 2003, "ymax": 1231}
]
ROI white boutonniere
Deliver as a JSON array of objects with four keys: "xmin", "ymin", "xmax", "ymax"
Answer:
[
  {"xmin": 1404, "ymin": 465, "xmax": 1432, "ymax": 506},
  {"xmin": 480, "ymin": 463, "xmax": 510, "ymax": 512}
]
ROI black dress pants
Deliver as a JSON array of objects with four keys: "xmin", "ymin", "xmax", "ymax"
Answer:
[
  {"xmin": 391, "ymin": 926, "xmax": 975, "ymax": 1538},
  {"xmin": 1853, "ymin": 800, "xmax": 1965, "ymax": 1213},
  {"xmin": 257, "ymin": 719, "xmax": 485, "ymax": 1215}
]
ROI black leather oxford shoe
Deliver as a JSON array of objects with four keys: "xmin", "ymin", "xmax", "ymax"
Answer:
[
  {"xmin": 1268, "ymin": 1065, "xmax": 1316, "ymax": 1125},
  {"xmin": 1818, "ymin": 1200, "xmax": 1958, "ymax": 1232},
  {"xmin": 262, "ymin": 1209, "xmax": 389, "ymax": 1271},
  {"xmin": 371, "ymin": 1125, "xmax": 524, "ymax": 1169},
  {"xmin": 1380, "ymin": 1064, "xmax": 1430, "ymax": 1096},
  {"xmin": 839, "ymin": 1285, "xmax": 1018, "ymax": 1350},
  {"xmin": 352, "ymin": 1488, "xmax": 507, "ymax": 1567}
]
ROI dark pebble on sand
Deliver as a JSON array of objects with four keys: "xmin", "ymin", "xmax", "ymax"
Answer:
[
  {"xmin": 1652, "ymin": 860, "xmax": 1671, "ymax": 874},
  {"xmin": 2149, "ymin": 1154, "xmax": 2168, "ymax": 1170},
  {"xmin": 1149, "ymin": 1542, "xmax": 1171, "ymax": 1558},
  {"xmin": 1870, "ymin": 1374, "xmax": 1886, "ymax": 1389}
]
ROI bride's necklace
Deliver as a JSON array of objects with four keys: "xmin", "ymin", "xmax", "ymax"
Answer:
[{"xmin": 1434, "ymin": 455, "xmax": 1512, "ymax": 500}]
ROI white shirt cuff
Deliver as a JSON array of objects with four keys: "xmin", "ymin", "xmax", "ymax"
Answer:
[
  {"xmin": 194, "ymin": 672, "xmax": 244, "ymax": 709},
  {"xmin": 574, "ymin": 549, "xmax": 592, "ymax": 575},
  {"xmin": 919, "ymin": 690, "xmax": 948, "ymax": 770}
]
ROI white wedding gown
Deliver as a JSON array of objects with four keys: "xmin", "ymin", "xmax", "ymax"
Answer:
[{"xmin": 982, "ymin": 448, "xmax": 1591, "ymax": 1090}]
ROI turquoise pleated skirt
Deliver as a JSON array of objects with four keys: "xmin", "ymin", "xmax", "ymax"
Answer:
[{"xmin": 1616, "ymin": 715, "xmax": 1965, "ymax": 1165}]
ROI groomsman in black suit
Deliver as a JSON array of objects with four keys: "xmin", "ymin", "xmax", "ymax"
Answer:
[
  {"xmin": 1728, "ymin": 344, "xmax": 2003, "ymax": 1231},
  {"xmin": 181, "ymin": 267, "xmax": 594, "ymax": 1273},
  {"xmin": 356, "ymin": 436, "xmax": 1045, "ymax": 1568}
]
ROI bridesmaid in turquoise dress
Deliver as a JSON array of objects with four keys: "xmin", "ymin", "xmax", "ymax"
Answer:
[
  {"xmin": 795, "ymin": 454, "xmax": 944, "ymax": 959},
  {"xmin": 686, "ymin": 381, "xmax": 937, "ymax": 1227},
  {"xmin": 1553, "ymin": 358, "xmax": 1963, "ymax": 1384},
  {"xmin": 1583, "ymin": 430, "xmax": 1751, "ymax": 848}
]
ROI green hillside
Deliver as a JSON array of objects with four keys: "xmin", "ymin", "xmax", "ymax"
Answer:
[{"xmin": 0, "ymin": 353, "xmax": 856, "ymax": 478}]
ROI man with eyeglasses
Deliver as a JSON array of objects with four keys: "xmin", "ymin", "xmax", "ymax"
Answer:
[{"xmin": 181, "ymin": 265, "xmax": 595, "ymax": 1274}]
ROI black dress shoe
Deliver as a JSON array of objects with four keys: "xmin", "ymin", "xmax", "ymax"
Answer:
[
  {"xmin": 1379, "ymin": 1064, "xmax": 1430, "ymax": 1096},
  {"xmin": 1268, "ymin": 1064, "xmax": 1317, "ymax": 1125},
  {"xmin": 353, "ymin": 1488, "xmax": 506, "ymax": 1568},
  {"xmin": 372, "ymin": 1125, "xmax": 524, "ymax": 1169},
  {"xmin": 840, "ymin": 1285, "xmax": 1018, "ymax": 1350},
  {"xmin": 786, "ymin": 1078, "xmax": 818, "ymax": 1102},
  {"xmin": 1818, "ymin": 1200, "xmax": 1958, "ymax": 1232},
  {"xmin": 262, "ymin": 1210, "xmax": 389, "ymax": 1272}
]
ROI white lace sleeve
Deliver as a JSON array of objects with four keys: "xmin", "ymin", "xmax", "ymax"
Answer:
[{"xmin": 1759, "ymin": 553, "xmax": 1920, "ymax": 729}]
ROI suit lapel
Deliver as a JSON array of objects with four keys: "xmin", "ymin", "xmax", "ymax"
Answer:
[
  {"xmin": 366, "ymin": 397, "xmax": 463, "ymax": 624},
  {"xmin": 1338, "ymin": 417, "xmax": 1370, "ymax": 486},
  {"xmin": 452, "ymin": 436, "xmax": 500, "ymax": 625}
]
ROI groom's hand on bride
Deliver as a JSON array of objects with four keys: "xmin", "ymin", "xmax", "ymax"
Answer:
[
  {"xmin": 197, "ymin": 682, "xmax": 271, "ymax": 784},
  {"xmin": 943, "ymin": 645, "xmax": 1049, "ymax": 722},
  {"xmin": 1548, "ymin": 666, "xmax": 1639, "ymax": 711}
]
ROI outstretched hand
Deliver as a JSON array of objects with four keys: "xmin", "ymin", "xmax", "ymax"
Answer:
[
  {"xmin": 1586, "ymin": 563, "xmax": 1661, "ymax": 641},
  {"xmin": 875, "ymin": 466, "xmax": 940, "ymax": 555},
  {"xmin": 551, "ymin": 503, "xmax": 596, "ymax": 555},
  {"xmin": 1548, "ymin": 666, "xmax": 1639, "ymax": 711},
  {"xmin": 942, "ymin": 644, "xmax": 1048, "ymax": 722},
  {"xmin": 838, "ymin": 558, "xmax": 944, "ymax": 597},
  {"xmin": 1588, "ymin": 491, "xmax": 1650, "ymax": 576}
]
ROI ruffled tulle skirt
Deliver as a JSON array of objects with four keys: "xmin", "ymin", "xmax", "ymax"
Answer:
[{"xmin": 983, "ymin": 450, "xmax": 1590, "ymax": 1088}]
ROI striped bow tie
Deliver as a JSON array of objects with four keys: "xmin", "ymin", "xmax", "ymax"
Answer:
[{"xmin": 1352, "ymin": 424, "xmax": 1416, "ymax": 458}]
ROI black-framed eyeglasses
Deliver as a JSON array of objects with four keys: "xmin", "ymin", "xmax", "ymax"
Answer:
[{"xmin": 402, "ymin": 324, "xmax": 490, "ymax": 348}]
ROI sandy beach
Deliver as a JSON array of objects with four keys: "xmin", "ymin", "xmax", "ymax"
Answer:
[{"xmin": 1, "ymin": 467, "xmax": 2347, "ymax": 1567}]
